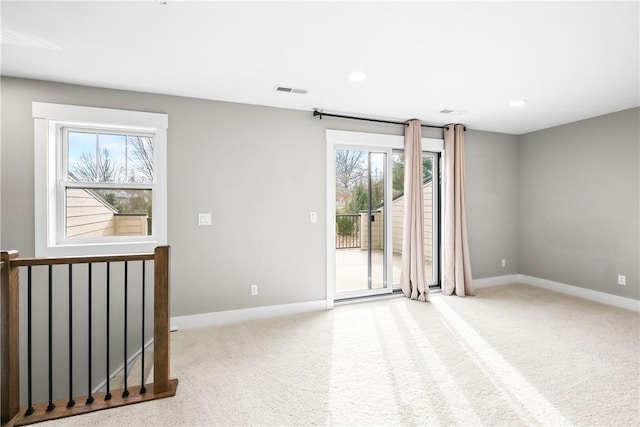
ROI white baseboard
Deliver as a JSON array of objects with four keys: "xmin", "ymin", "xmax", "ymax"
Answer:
[
  {"xmin": 519, "ymin": 274, "xmax": 640, "ymax": 312},
  {"xmin": 170, "ymin": 299, "xmax": 328, "ymax": 330},
  {"xmin": 473, "ymin": 274, "xmax": 521, "ymax": 289},
  {"xmin": 474, "ymin": 273, "xmax": 639, "ymax": 312},
  {"xmin": 171, "ymin": 276, "xmax": 638, "ymax": 331}
]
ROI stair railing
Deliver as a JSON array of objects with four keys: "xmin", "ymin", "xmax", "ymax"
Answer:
[{"xmin": 1, "ymin": 246, "xmax": 178, "ymax": 426}]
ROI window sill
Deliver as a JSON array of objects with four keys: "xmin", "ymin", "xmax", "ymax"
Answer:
[{"xmin": 36, "ymin": 240, "xmax": 160, "ymax": 258}]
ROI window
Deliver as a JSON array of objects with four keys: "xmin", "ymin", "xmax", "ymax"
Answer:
[{"xmin": 33, "ymin": 103, "xmax": 167, "ymax": 256}]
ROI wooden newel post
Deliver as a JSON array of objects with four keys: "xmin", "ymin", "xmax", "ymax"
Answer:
[
  {"xmin": 1, "ymin": 250, "xmax": 20, "ymax": 424},
  {"xmin": 153, "ymin": 246, "xmax": 170, "ymax": 393}
]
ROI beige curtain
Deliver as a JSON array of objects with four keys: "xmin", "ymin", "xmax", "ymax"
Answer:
[
  {"xmin": 400, "ymin": 119, "xmax": 429, "ymax": 302},
  {"xmin": 442, "ymin": 124, "xmax": 474, "ymax": 296}
]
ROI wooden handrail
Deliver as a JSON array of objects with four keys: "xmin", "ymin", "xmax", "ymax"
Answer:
[
  {"xmin": 1, "ymin": 251, "xmax": 20, "ymax": 425},
  {"xmin": 0, "ymin": 246, "xmax": 177, "ymax": 426},
  {"xmin": 11, "ymin": 253, "xmax": 154, "ymax": 267},
  {"xmin": 153, "ymin": 246, "xmax": 170, "ymax": 393}
]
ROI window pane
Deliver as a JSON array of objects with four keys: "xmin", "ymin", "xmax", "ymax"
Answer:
[
  {"xmin": 97, "ymin": 134, "xmax": 126, "ymax": 182},
  {"xmin": 68, "ymin": 131, "xmax": 97, "ymax": 181},
  {"xmin": 67, "ymin": 131, "xmax": 154, "ymax": 184},
  {"xmin": 66, "ymin": 188, "xmax": 152, "ymax": 238},
  {"xmin": 392, "ymin": 151, "xmax": 404, "ymax": 286},
  {"xmin": 392, "ymin": 150, "xmax": 435, "ymax": 284},
  {"xmin": 126, "ymin": 136, "xmax": 154, "ymax": 184},
  {"xmin": 423, "ymin": 154, "xmax": 434, "ymax": 283},
  {"xmin": 334, "ymin": 149, "xmax": 387, "ymax": 294}
]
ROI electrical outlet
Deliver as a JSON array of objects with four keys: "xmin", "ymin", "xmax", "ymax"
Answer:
[
  {"xmin": 250, "ymin": 284, "xmax": 258, "ymax": 296},
  {"xmin": 501, "ymin": 259, "xmax": 506, "ymax": 268},
  {"xmin": 617, "ymin": 275, "xmax": 626, "ymax": 286}
]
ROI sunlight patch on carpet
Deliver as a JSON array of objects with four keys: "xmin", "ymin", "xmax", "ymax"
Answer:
[
  {"xmin": 432, "ymin": 297, "xmax": 571, "ymax": 426},
  {"xmin": 393, "ymin": 305, "xmax": 482, "ymax": 425}
]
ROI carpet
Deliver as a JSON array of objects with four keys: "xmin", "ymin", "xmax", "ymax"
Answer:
[{"xmin": 41, "ymin": 283, "xmax": 640, "ymax": 426}]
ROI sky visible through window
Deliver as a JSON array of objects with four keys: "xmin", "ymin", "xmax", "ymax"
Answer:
[
  {"xmin": 67, "ymin": 131, "xmax": 153, "ymax": 184},
  {"xmin": 66, "ymin": 130, "xmax": 154, "ymax": 221}
]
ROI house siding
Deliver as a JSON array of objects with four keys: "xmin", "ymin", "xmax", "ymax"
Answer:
[
  {"xmin": 65, "ymin": 188, "xmax": 116, "ymax": 237},
  {"xmin": 391, "ymin": 181, "xmax": 433, "ymax": 262}
]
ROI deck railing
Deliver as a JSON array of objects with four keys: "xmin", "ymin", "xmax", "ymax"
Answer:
[
  {"xmin": 0, "ymin": 246, "xmax": 178, "ymax": 427},
  {"xmin": 335, "ymin": 214, "xmax": 361, "ymax": 249}
]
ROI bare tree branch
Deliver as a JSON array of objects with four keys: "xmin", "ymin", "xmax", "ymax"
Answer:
[
  {"xmin": 71, "ymin": 148, "xmax": 122, "ymax": 182},
  {"xmin": 127, "ymin": 136, "xmax": 154, "ymax": 183},
  {"xmin": 335, "ymin": 150, "xmax": 364, "ymax": 190}
]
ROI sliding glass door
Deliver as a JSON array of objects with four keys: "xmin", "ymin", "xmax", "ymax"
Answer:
[
  {"xmin": 326, "ymin": 130, "xmax": 443, "ymax": 304},
  {"xmin": 391, "ymin": 150, "xmax": 439, "ymax": 287},
  {"xmin": 334, "ymin": 149, "xmax": 389, "ymax": 297}
]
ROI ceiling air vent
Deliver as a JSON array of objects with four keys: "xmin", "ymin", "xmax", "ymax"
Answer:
[
  {"xmin": 274, "ymin": 85, "xmax": 308, "ymax": 95},
  {"xmin": 440, "ymin": 109, "xmax": 466, "ymax": 115}
]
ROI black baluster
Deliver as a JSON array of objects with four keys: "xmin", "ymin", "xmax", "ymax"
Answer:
[
  {"xmin": 47, "ymin": 265, "xmax": 55, "ymax": 412},
  {"xmin": 105, "ymin": 262, "xmax": 112, "ymax": 400},
  {"xmin": 140, "ymin": 260, "xmax": 146, "ymax": 394},
  {"xmin": 24, "ymin": 267, "xmax": 34, "ymax": 416},
  {"xmin": 86, "ymin": 264, "xmax": 94, "ymax": 405},
  {"xmin": 67, "ymin": 264, "xmax": 75, "ymax": 408},
  {"xmin": 122, "ymin": 261, "xmax": 129, "ymax": 398}
]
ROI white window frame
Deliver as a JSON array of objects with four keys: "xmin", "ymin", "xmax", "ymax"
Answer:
[{"xmin": 33, "ymin": 102, "xmax": 168, "ymax": 256}]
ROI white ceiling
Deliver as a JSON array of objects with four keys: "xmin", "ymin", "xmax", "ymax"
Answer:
[{"xmin": 1, "ymin": 1, "xmax": 638, "ymax": 135}]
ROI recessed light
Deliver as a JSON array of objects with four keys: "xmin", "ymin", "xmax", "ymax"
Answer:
[
  {"xmin": 509, "ymin": 99, "xmax": 527, "ymax": 107},
  {"xmin": 348, "ymin": 71, "xmax": 367, "ymax": 82}
]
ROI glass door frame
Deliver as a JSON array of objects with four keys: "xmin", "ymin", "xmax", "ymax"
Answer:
[
  {"xmin": 332, "ymin": 146, "xmax": 392, "ymax": 301},
  {"xmin": 390, "ymin": 149, "xmax": 441, "ymax": 290},
  {"xmin": 325, "ymin": 130, "xmax": 444, "ymax": 307}
]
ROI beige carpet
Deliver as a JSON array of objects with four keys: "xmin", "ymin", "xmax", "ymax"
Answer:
[{"xmin": 42, "ymin": 284, "xmax": 639, "ymax": 426}]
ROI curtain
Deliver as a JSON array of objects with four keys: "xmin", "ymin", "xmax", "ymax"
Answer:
[
  {"xmin": 400, "ymin": 119, "xmax": 429, "ymax": 302},
  {"xmin": 442, "ymin": 124, "xmax": 474, "ymax": 296}
]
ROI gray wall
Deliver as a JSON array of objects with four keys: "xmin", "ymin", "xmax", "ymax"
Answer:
[
  {"xmin": 465, "ymin": 130, "xmax": 520, "ymax": 277},
  {"xmin": 1, "ymin": 77, "xmax": 519, "ymax": 318},
  {"xmin": 519, "ymin": 108, "xmax": 640, "ymax": 299}
]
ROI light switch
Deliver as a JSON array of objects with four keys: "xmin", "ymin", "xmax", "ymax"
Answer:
[
  {"xmin": 198, "ymin": 213, "xmax": 212, "ymax": 226},
  {"xmin": 310, "ymin": 211, "xmax": 318, "ymax": 223}
]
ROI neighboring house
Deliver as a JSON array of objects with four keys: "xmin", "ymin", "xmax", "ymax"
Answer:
[
  {"xmin": 66, "ymin": 188, "xmax": 148, "ymax": 238},
  {"xmin": 361, "ymin": 178, "xmax": 433, "ymax": 263},
  {"xmin": 391, "ymin": 178, "xmax": 433, "ymax": 263}
]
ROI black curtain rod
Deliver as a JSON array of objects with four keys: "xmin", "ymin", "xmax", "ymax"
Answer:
[{"xmin": 312, "ymin": 109, "xmax": 460, "ymax": 131}]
